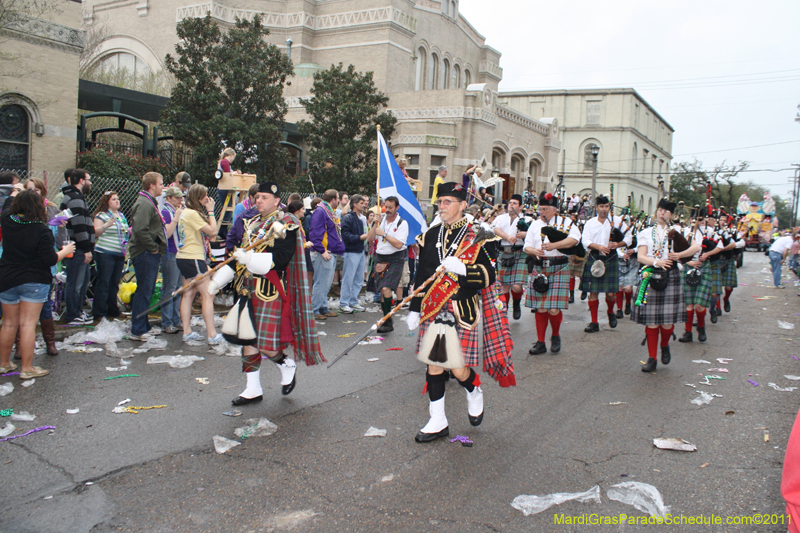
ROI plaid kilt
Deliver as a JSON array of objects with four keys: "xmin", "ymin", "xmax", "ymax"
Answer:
[
  {"xmin": 630, "ymin": 267, "xmax": 686, "ymax": 326},
  {"xmin": 498, "ymin": 249, "xmax": 528, "ymax": 286},
  {"xmin": 569, "ymin": 255, "xmax": 587, "ymax": 278},
  {"xmin": 682, "ymin": 264, "xmax": 713, "ymax": 307},
  {"xmin": 252, "ymin": 291, "xmax": 287, "ymax": 352},
  {"xmin": 416, "ymin": 301, "xmax": 479, "ymax": 367},
  {"xmin": 374, "ymin": 251, "xmax": 407, "ymax": 291},
  {"xmin": 619, "ymin": 257, "xmax": 640, "ymax": 288},
  {"xmin": 706, "ymin": 260, "xmax": 723, "ymax": 295},
  {"xmin": 719, "ymin": 257, "xmax": 738, "ymax": 287},
  {"xmin": 579, "ymin": 254, "xmax": 620, "ymax": 294},
  {"xmin": 524, "ymin": 262, "xmax": 570, "ymax": 310}
]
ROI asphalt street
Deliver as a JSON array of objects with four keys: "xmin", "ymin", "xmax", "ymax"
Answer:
[{"xmin": 1, "ymin": 252, "xmax": 799, "ymax": 532}]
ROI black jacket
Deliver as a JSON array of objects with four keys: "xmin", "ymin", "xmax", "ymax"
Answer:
[{"xmin": 341, "ymin": 211, "xmax": 367, "ymax": 254}]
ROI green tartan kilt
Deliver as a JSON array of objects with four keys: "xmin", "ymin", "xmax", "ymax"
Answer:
[
  {"xmin": 569, "ymin": 255, "xmax": 586, "ymax": 278},
  {"xmin": 719, "ymin": 257, "xmax": 738, "ymax": 287},
  {"xmin": 497, "ymin": 249, "xmax": 528, "ymax": 286},
  {"xmin": 525, "ymin": 262, "xmax": 570, "ymax": 310},
  {"xmin": 706, "ymin": 260, "xmax": 723, "ymax": 295},
  {"xmin": 682, "ymin": 265, "xmax": 713, "ymax": 307},
  {"xmin": 579, "ymin": 254, "xmax": 620, "ymax": 294}
]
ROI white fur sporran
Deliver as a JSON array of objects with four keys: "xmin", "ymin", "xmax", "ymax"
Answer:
[{"xmin": 417, "ymin": 311, "xmax": 465, "ymax": 369}]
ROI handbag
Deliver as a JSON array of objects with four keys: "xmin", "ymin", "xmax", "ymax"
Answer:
[
  {"xmin": 648, "ymin": 267, "xmax": 669, "ymax": 291},
  {"xmin": 374, "ymin": 262, "xmax": 389, "ymax": 274},
  {"xmin": 590, "ymin": 258, "xmax": 606, "ymax": 277},
  {"xmin": 532, "ymin": 273, "xmax": 550, "ymax": 293},
  {"xmin": 685, "ymin": 268, "xmax": 702, "ymax": 287}
]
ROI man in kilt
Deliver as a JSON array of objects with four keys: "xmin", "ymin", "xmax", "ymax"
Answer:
[
  {"xmin": 492, "ymin": 194, "xmax": 531, "ymax": 319},
  {"xmin": 616, "ymin": 214, "xmax": 638, "ymax": 318},
  {"xmin": 367, "ymin": 196, "xmax": 408, "ymax": 333},
  {"xmin": 210, "ymin": 182, "xmax": 324, "ymax": 406},
  {"xmin": 632, "ymin": 198, "xmax": 700, "ymax": 373},
  {"xmin": 406, "ymin": 183, "xmax": 515, "ymax": 443},
  {"xmin": 698, "ymin": 216, "xmax": 725, "ymax": 324},
  {"xmin": 718, "ymin": 213, "xmax": 745, "ymax": 313},
  {"xmin": 580, "ymin": 196, "xmax": 631, "ymax": 332},
  {"xmin": 678, "ymin": 214, "xmax": 719, "ymax": 343},
  {"xmin": 568, "ymin": 254, "xmax": 586, "ymax": 304},
  {"xmin": 523, "ymin": 192, "xmax": 582, "ymax": 355}
]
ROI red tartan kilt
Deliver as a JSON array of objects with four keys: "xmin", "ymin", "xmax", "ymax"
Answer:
[
  {"xmin": 416, "ymin": 301, "xmax": 479, "ymax": 367},
  {"xmin": 252, "ymin": 294, "xmax": 292, "ymax": 352}
]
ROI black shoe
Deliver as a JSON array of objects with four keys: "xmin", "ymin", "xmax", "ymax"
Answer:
[
  {"xmin": 624, "ymin": 303, "xmax": 632, "ymax": 315},
  {"xmin": 513, "ymin": 299, "xmax": 521, "ymax": 320},
  {"xmin": 584, "ymin": 322, "xmax": 600, "ymax": 333},
  {"xmin": 415, "ymin": 426, "xmax": 449, "ymax": 443},
  {"xmin": 615, "ymin": 309, "xmax": 624, "ymax": 319},
  {"xmin": 661, "ymin": 345, "xmax": 671, "ymax": 365},
  {"xmin": 608, "ymin": 313, "xmax": 618, "ymax": 328},
  {"xmin": 282, "ymin": 376, "xmax": 296, "ymax": 396},
  {"xmin": 697, "ymin": 327, "xmax": 707, "ymax": 342},
  {"xmin": 568, "ymin": 291, "xmax": 575, "ymax": 304},
  {"xmin": 580, "ymin": 291, "xmax": 588, "ymax": 301},
  {"xmin": 232, "ymin": 395, "xmax": 263, "ymax": 406},
  {"xmin": 529, "ymin": 341, "xmax": 547, "ymax": 355},
  {"xmin": 710, "ymin": 308, "xmax": 718, "ymax": 324},
  {"xmin": 550, "ymin": 335, "xmax": 561, "ymax": 353},
  {"xmin": 377, "ymin": 318, "xmax": 394, "ymax": 333},
  {"xmin": 678, "ymin": 331, "xmax": 693, "ymax": 343},
  {"xmin": 469, "ymin": 412, "xmax": 484, "ymax": 426},
  {"xmin": 641, "ymin": 358, "xmax": 657, "ymax": 372},
  {"xmin": 724, "ymin": 300, "xmax": 731, "ymax": 313}
]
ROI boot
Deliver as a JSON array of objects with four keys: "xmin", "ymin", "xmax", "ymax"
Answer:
[
  {"xmin": 624, "ymin": 303, "xmax": 632, "ymax": 315},
  {"xmin": 512, "ymin": 298, "xmax": 521, "ymax": 320},
  {"xmin": 41, "ymin": 319, "xmax": 58, "ymax": 356},
  {"xmin": 678, "ymin": 331, "xmax": 693, "ymax": 343},
  {"xmin": 724, "ymin": 299, "xmax": 731, "ymax": 313},
  {"xmin": 584, "ymin": 322, "xmax": 600, "ymax": 333},
  {"xmin": 568, "ymin": 290, "xmax": 575, "ymax": 304},
  {"xmin": 276, "ymin": 357, "xmax": 297, "ymax": 395},
  {"xmin": 377, "ymin": 317, "xmax": 394, "ymax": 333},
  {"xmin": 697, "ymin": 327, "xmax": 707, "ymax": 342},
  {"xmin": 415, "ymin": 396, "xmax": 449, "ymax": 443},
  {"xmin": 232, "ymin": 370, "xmax": 264, "ymax": 405},
  {"xmin": 580, "ymin": 291, "xmax": 588, "ymax": 301},
  {"xmin": 615, "ymin": 309, "xmax": 624, "ymax": 319},
  {"xmin": 550, "ymin": 335, "xmax": 561, "ymax": 354},
  {"xmin": 12, "ymin": 329, "xmax": 21, "ymax": 360},
  {"xmin": 642, "ymin": 357, "xmax": 657, "ymax": 372},
  {"xmin": 710, "ymin": 306, "xmax": 718, "ymax": 324},
  {"xmin": 661, "ymin": 345, "xmax": 671, "ymax": 365},
  {"xmin": 529, "ymin": 341, "xmax": 547, "ymax": 355},
  {"xmin": 607, "ymin": 312, "xmax": 618, "ymax": 328}
]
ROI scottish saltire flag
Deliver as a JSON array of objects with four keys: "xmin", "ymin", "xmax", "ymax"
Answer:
[{"xmin": 377, "ymin": 130, "xmax": 428, "ymax": 245}]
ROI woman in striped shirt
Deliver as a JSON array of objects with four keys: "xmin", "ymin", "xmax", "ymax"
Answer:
[{"xmin": 91, "ymin": 191, "xmax": 130, "ymax": 320}]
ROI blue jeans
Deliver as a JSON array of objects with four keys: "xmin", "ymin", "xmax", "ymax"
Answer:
[
  {"xmin": 769, "ymin": 251, "xmax": 783, "ymax": 286},
  {"xmin": 92, "ymin": 251, "xmax": 125, "ymax": 318},
  {"xmin": 160, "ymin": 253, "xmax": 183, "ymax": 328},
  {"xmin": 64, "ymin": 252, "xmax": 90, "ymax": 322},
  {"xmin": 341, "ymin": 252, "xmax": 366, "ymax": 307},
  {"xmin": 0, "ymin": 282, "xmax": 50, "ymax": 304},
  {"xmin": 311, "ymin": 250, "xmax": 336, "ymax": 314},
  {"xmin": 789, "ymin": 254, "xmax": 799, "ymax": 271},
  {"xmin": 131, "ymin": 252, "xmax": 162, "ymax": 335}
]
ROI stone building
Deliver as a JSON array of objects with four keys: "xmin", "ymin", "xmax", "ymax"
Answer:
[
  {"xmin": 81, "ymin": 0, "xmax": 562, "ymax": 204},
  {"xmin": 498, "ymin": 89, "xmax": 674, "ymax": 214},
  {"xmin": 0, "ymin": 0, "xmax": 85, "ymax": 176}
]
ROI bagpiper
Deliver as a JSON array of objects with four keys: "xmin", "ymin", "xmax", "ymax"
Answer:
[
  {"xmin": 678, "ymin": 211, "xmax": 721, "ymax": 343},
  {"xmin": 718, "ymin": 212, "xmax": 745, "ymax": 313},
  {"xmin": 492, "ymin": 194, "xmax": 532, "ymax": 320},
  {"xmin": 615, "ymin": 213, "xmax": 639, "ymax": 318}
]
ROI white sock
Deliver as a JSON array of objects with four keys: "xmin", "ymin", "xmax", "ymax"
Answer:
[
  {"xmin": 276, "ymin": 357, "xmax": 297, "ymax": 386},
  {"xmin": 420, "ymin": 395, "xmax": 448, "ymax": 434},
  {"xmin": 241, "ymin": 369, "xmax": 262, "ymax": 399}
]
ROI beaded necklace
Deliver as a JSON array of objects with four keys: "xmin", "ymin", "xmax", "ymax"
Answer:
[
  {"xmin": 436, "ymin": 218, "xmax": 469, "ymax": 262},
  {"xmin": 10, "ymin": 214, "xmax": 43, "ymax": 225},
  {"xmin": 651, "ymin": 223, "xmax": 668, "ymax": 259}
]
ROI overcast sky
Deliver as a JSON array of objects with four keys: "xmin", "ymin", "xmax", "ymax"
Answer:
[{"xmin": 459, "ymin": 0, "xmax": 800, "ymax": 202}]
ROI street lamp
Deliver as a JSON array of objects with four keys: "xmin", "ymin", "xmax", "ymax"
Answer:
[
  {"xmin": 590, "ymin": 144, "xmax": 599, "ymax": 215},
  {"xmin": 491, "ymin": 168, "xmax": 500, "ymax": 201}
]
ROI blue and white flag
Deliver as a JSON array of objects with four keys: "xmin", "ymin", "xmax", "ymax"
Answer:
[{"xmin": 377, "ymin": 130, "xmax": 428, "ymax": 245}]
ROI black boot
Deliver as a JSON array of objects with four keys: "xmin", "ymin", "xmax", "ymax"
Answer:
[
  {"xmin": 529, "ymin": 341, "xmax": 547, "ymax": 355},
  {"xmin": 377, "ymin": 317, "xmax": 394, "ymax": 333},
  {"xmin": 624, "ymin": 303, "xmax": 632, "ymax": 315},
  {"xmin": 661, "ymin": 345, "xmax": 671, "ymax": 365},
  {"xmin": 580, "ymin": 291, "xmax": 588, "ymax": 301},
  {"xmin": 710, "ymin": 305, "xmax": 718, "ymax": 324},
  {"xmin": 607, "ymin": 312, "xmax": 618, "ymax": 328},
  {"xmin": 678, "ymin": 331, "xmax": 693, "ymax": 343},
  {"xmin": 584, "ymin": 322, "xmax": 600, "ymax": 333},
  {"xmin": 642, "ymin": 357, "xmax": 657, "ymax": 372},
  {"xmin": 724, "ymin": 299, "xmax": 731, "ymax": 313},
  {"xmin": 550, "ymin": 335, "xmax": 561, "ymax": 354},
  {"xmin": 615, "ymin": 309, "xmax": 624, "ymax": 319},
  {"xmin": 513, "ymin": 298, "xmax": 521, "ymax": 320},
  {"xmin": 697, "ymin": 327, "xmax": 707, "ymax": 342},
  {"xmin": 568, "ymin": 290, "xmax": 575, "ymax": 304}
]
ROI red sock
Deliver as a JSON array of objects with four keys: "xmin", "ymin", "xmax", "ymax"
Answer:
[
  {"xmin": 605, "ymin": 295, "xmax": 616, "ymax": 314},
  {"xmin": 716, "ymin": 298, "xmax": 721, "ymax": 310},
  {"xmin": 588, "ymin": 299, "xmax": 599, "ymax": 323},
  {"xmin": 697, "ymin": 308, "xmax": 706, "ymax": 327},
  {"xmin": 535, "ymin": 312, "xmax": 549, "ymax": 342},
  {"xmin": 569, "ymin": 277, "xmax": 576, "ymax": 291},
  {"xmin": 723, "ymin": 287, "xmax": 733, "ymax": 302},
  {"xmin": 685, "ymin": 309, "xmax": 694, "ymax": 332},
  {"xmin": 625, "ymin": 291, "xmax": 632, "ymax": 305},
  {"xmin": 646, "ymin": 328, "xmax": 659, "ymax": 360},
  {"xmin": 549, "ymin": 311, "xmax": 562, "ymax": 336},
  {"xmin": 511, "ymin": 288, "xmax": 523, "ymax": 301},
  {"xmin": 617, "ymin": 290, "xmax": 624, "ymax": 310},
  {"xmin": 660, "ymin": 325, "xmax": 674, "ymax": 347}
]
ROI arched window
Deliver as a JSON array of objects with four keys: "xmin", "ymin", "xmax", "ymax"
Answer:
[
  {"xmin": 453, "ymin": 64, "xmax": 461, "ymax": 88},
  {"xmin": 0, "ymin": 104, "xmax": 30, "ymax": 172},
  {"xmin": 631, "ymin": 142, "xmax": 638, "ymax": 175},
  {"xmin": 451, "ymin": 0, "xmax": 457, "ymax": 18},
  {"xmin": 640, "ymin": 195, "xmax": 644, "ymax": 212},
  {"xmin": 464, "ymin": 69, "xmax": 471, "ymax": 87},
  {"xmin": 442, "ymin": 58, "xmax": 450, "ymax": 89},
  {"xmin": 430, "ymin": 53, "xmax": 439, "ymax": 90},
  {"xmin": 584, "ymin": 143, "xmax": 598, "ymax": 171},
  {"xmin": 415, "ymin": 47, "xmax": 427, "ymax": 91},
  {"xmin": 648, "ymin": 197, "xmax": 653, "ymax": 214}
]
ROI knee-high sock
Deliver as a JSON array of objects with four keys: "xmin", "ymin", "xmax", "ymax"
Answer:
[
  {"xmin": 723, "ymin": 287, "xmax": 733, "ymax": 301},
  {"xmin": 511, "ymin": 288, "xmax": 523, "ymax": 301},
  {"xmin": 535, "ymin": 312, "xmax": 549, "ymax": 342},
  {"xmin": 646, "ymin": 328, "xmax": 659, "ymax": 360},
  {"xmin": 569, "ymin": 277, "xmax": 576, "ymax": 291},
  {"xmin": 588, "ymin": 299, "xmax": 599, "ymax": 323},
  {"xmin": 617, "ymin": 290, "xmax": 624, "ymax": 310},
  {"xmin": 625, "ymin": 291, "xmax": 632, "ymax": 305},
  {"xmin": 710, "ymin": 295, "xmax": 719, "ymax": 310},
  {"xmin": 549, "ymin": 311, "xmax": 563, "ymax": 336},
  {"xmin": 425, "ymin": 371, "xmax": 447, "ymax": 402},
  {"xmin": 605, "ymin": 295, "xmax": 616, "ymax": 314},
  {"xmin": 697, "ymin": 308, "xmax": 706, "ymax": 327},
  {"xmin": 716, "ymin": 298, "xmax": 722, "ymax": 310},
  {"xmin": 242, "ymin": 350, "xmax": 261, "ymax": 373},
  {"xmin": 660, "ymin": 325, "xmax": 674, "ymax": 347},
  {"xmin": 456, "ymin": 368, "xmax": 481, "ymax": 392},
  {"xmin": 685, "ymin": 309, "xmax": 694, "ymax": 332},
  {"xmin": 381, "ymin": 296, "xmax": 392, "ymax": 316}
]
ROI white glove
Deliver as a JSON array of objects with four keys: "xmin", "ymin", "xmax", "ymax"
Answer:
[
  {"xmin": 406, "ymin": 311, "xmax": 420, "ymax": 331},
  {"xmin": 246, "ymin": 252, "xmax": 272, "ymax": 275},
  {"xmin": 441, "ymin": 256, "xmax": 467, "ymax": 277},
  {"xmin": 207, "ymin": 265, "xmax": 235, "ymax": 296},
  {"xmin": 233, "ymin": 248, "xmax": 252, "ymax": 265}
]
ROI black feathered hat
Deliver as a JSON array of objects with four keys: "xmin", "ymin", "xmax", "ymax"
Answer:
[
  {"xmin": 538, "ymin": 191, "xmax": 557, "ymax": 207},
  {"xmin": 437, "ymin": 182, "xmax": 467, "ymax": 201}
]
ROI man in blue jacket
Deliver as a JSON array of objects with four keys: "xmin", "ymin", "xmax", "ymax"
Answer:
[{"xmin": 340, "ymin": 194, "xmax": 370, "ymax": 313}]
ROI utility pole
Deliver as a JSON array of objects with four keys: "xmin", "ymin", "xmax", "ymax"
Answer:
[{"xmin": 792, "ymin": 165, "xmax": 800, "ymax": 227}]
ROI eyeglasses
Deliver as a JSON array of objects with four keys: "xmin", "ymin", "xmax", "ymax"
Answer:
[{"xmin": 436, "ymin": 199, "xmax": 461, "ymax": 207}]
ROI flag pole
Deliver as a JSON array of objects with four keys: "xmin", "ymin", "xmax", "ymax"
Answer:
[{"xmin": 376, "ymin": 124, "xmax": 382, "ymax": 210}]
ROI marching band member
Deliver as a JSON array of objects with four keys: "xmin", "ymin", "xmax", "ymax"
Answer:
[
  {"xmin": 719, "ymin": 213, "xmax": 744, "ymax": 313},
  {"xmin": 580, "ymin": 196, "xmax": 631, "ymax": 332},
  {"xmin": 492, "ymin": 194, "xmax": 531, "ymax": 320},
  {"xmin": 678, "ymin": 212, "xmax": 719, "ymax": 343},
  {"xmin": 632, "ymin": 199, "xmax": 700, "ymax": 373},
  {"xmin": 523, "ymin": 192, "xmax": 582, "ymax": 355},
  {"xmin": 615, "ymin": 213, "xmax": 638, "ymax": 318},
  {"xmin": 699, "ymin": 215, "xmax": 725, "ymax": 324}
]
